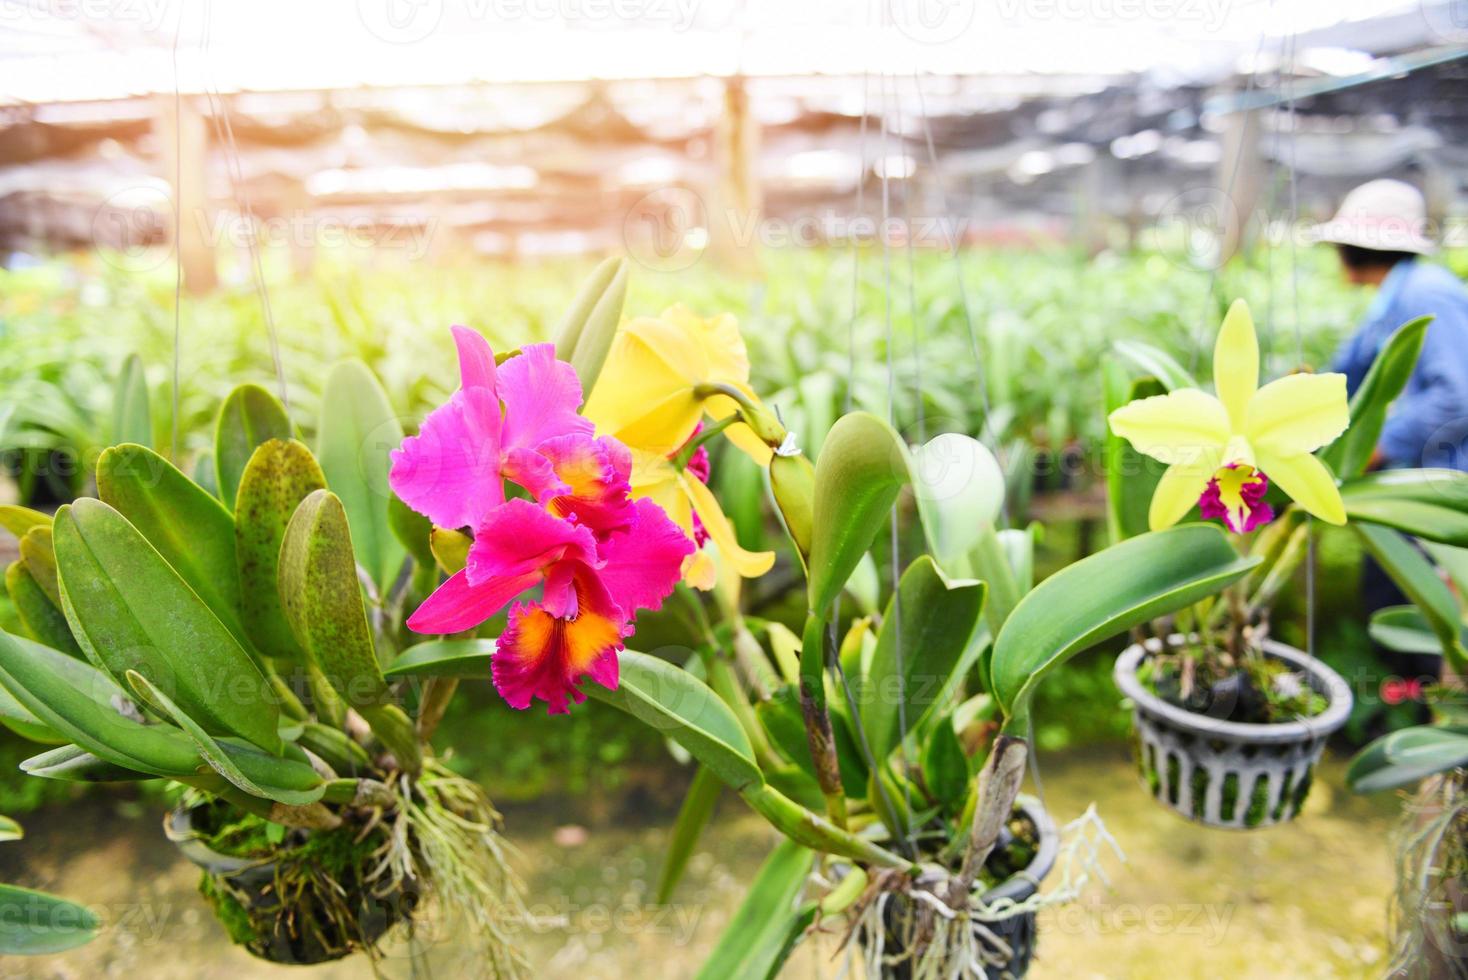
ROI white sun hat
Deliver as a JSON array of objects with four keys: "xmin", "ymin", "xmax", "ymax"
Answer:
[{"xmin": 1308, "ymin": 179, "xmax": 1437, "ymax": 254}]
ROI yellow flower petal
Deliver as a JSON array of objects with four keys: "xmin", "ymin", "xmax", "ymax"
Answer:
[
  {"xmin": 1148, "ymin": 448, "xmax": 1224, "ymax": 530},
  {"xmin": 1109, "ymin": 389, "xmax": 1231, "ymax": 466},
  {"xmin": 682, "ymin": 549, "xmax": 719, "ymax": 590},
  {"xmin": 1245, "ymin": 372, "xmax": 1350, "ymax": 456},
  {"xmin": 681, "ymin": 471, "xmax": 775, "ymax": 578},
  {"xmin": 1256, "ymin": 449, "xmax": 1346, "ymax": 525},
  {"xmin": 627, "ymin": 451, "xmax": 695, "ymax": 535},
  {"xmin": 1214, "ymin": 299, "xmax": 1259, "ymax": 430}
]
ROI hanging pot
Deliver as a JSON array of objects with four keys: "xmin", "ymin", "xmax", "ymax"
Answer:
[
  {"xmin": 885, "ymin": 794, "xmax": 1059, "ymax": 979},
  {"xmin": 1115, "ymin": 636, "xmax": 1352, "ymax": 829},
  {"xmin": 166, "ymin": 803, "xmax": 416, "ymax": 964}
]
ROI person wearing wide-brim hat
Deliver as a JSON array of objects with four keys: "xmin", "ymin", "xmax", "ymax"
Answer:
[
  {"xmin": 1313, "ymin": 179, "xmax": 1468, "ymax": 700},
  {"xmin": 1311, "ymin": 179, "xmax": 1468, "ymax": 472}
]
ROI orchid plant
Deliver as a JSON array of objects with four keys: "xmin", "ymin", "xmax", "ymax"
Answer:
[{"xmin": 1106, "ymin": 300, "xmax": 1468, "ymax": 721}]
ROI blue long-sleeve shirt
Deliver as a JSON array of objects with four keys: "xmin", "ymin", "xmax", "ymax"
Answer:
[{"xmin": 1332, "ymin": 260, "xmax": 1468, "ymax": 470}]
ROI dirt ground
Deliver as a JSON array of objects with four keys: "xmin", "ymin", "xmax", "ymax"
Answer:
[{"xmin": 0, "ymin": 744, "xmax": 1402, "ymax": 979}]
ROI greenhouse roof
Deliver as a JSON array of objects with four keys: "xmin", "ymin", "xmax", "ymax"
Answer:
[{"xmin": 0, "ymin": 0, "xmax": 1457, "ymax": 105}]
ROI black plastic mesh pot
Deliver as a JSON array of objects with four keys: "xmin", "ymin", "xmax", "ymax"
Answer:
[
  {"xmin": 886, "ymin": 795, "xmax": 1058, "ymax": 979},
  {"xmin": 1114, "ymin": 637, "xmax": 1352, "ymax": 830}
]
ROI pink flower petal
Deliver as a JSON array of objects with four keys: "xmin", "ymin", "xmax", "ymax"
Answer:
[
  {"xmin": 451, "ymin": 325, "xmax": 498, "ymax": 391},
  {"xmin": 406, "ymin": 567, "xmax": 541, "ymax": 634},
  {"xmin": 501, "ymin": 446, "xmax": 571, "ymax": 502},
  {"xmin": 464, "ymin": 498, "xmax": 600, "ymax": 587},
  {"xmin": 498, "ymin": 343, "xmax": 593, "ymax": 452},
  {"xmin": 389, "ymin": 387, "xmax": 504, "ymax": 531},
  {"xmin": 533, "ymin": 433, "xmax": 637, "ymax": 537},
  {"xmin": 596, "ymin": 497, "xmax": 695, "ymax": 616},
  {"xmin": 492, "ymin": 589, "xmax": 625, "ymax": 714}
]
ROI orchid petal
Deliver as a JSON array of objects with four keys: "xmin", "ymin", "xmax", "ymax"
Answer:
[
  {"xmin": 1245, "ymin": 372, "xmax": 1351, "ymax": 456},
  {"xmin": 451, "ymin": 325, "xmax": 497, "ymax": 391},
  {"xmin": 595, "ymin": 497, "xmax": 695, "ymax": 614},
  {"xmin": 682, "ymin": 470, "xmax": 775, "ymax": 578},
  {"xmin": 464, "ymin": 498, "xmax": 599, "ymax": 587},
  {"xmin": 533, "ymin": 433, "xmax": 637, "ymax": 536},
  {"xmin": 406, "ymin": 567, "xmax": 541, "ymax": 634},
  {"xmin": 584, "ymin": 321, "xmax": 703, "ymax": 455},
  {"xmin": 1108, "ymin": 389, "xmax": 1231, "ymax": 465},
  {"xmin": 1148, "ymin": 447, "xmax": 1224, "ymax": 531},
  {"xmin": 389, "ymin": 387, "xmax": 504, "ymax": 531},
  {"xmin": 492, "ymin": 593, "xmax": 624, "ymax": 714},
  {"xmin": 1256, "ymin": 449, "xmax": 1347, "ymax": 525},
  {"xmin": 501, "ymin": 446, "xmax": 570, "ymax": 503},
  {"xmin": 497, "ymin": 343, "xmax": 593, "ymax": 452},
  {"xmin": 1213, "ymin": 299, "xmax": 1259, "ymax": 429}
]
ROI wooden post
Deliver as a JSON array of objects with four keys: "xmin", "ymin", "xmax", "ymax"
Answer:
[
  {"xmin": 154, "ymin": 93, "xmax": 217, "ymax": 293},
  {"xmin": 1215, "ymin": 103, "xmax": 1263, "ymax": 264},
  {"xmin": 710, "ymin": 75, "xmax": 762, "ymax": 274}
]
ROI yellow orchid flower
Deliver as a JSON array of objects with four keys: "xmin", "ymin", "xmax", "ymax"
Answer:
[
  {"xmin": 583, "ymin": 305, "xmax": 773, "ymax": 465},
  {"xmin": 1108, "ymin": 299, "xmax": 1350, "ymax": 533},
  {"xmin": 628, "ymin": 448, "xmax": 775, "ymax": 588}
]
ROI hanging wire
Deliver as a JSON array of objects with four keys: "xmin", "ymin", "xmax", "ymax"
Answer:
[
  {"xmin": 895, "ymin": 78, "xmax": 924, "ymax": 445},
  {"xmin": 877, "ymin": 63, "xmax": 915, "ymax": 846},
  {"xmin": 197, "ymin": 0, "xmax": 289, "ymax": 409},
  {"xmin": 846, "ymin": 69, "xmax": 870, "ymax": 415},
  {"xmin": 169, "ymin": 3, "xmax": 183, "ymax": 462},
  {"xmin": 909, "ymin": 74, "xmax": 1012, "ymax": 531}
]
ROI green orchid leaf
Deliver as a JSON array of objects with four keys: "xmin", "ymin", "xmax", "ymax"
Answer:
[
  {"xmin": 1369, "ymin": 606, "xmax": 1464, "ymax": 656},
  {"xmin": 922, "ymin": 714, "xmax": 970, "ymax": 813},
  {"xmin": 215, "ymin": 383, "xmax": 294, "ymax": 512},
  {"xmin": 587, "ymin": 650, "xmax": 762, "ymax": 791},
  {"xmin": 5, "ymin": 561, "xmax": 81, "ymax": 658},
  {"xmin": 389, "ymin": 492, "xmax": 435, "ymax": 570},
  {"xmin": 20, "ymin": 744, "xmax": 154, "ymax": 782},
  {"xmin": 124, "ymin": 670, "xmax": 324, "ymax": 806},
  {"xmin": 1322, "ymin": 316, "xmax": 1431, "ymax": 479},
  {"xmin": 112, "ymin": 352, "xmax": 151, "ymax": 448},
  {"xmin": 0, "ymin": 660, "xmax": 64, "ymax": 745},
  {"xmin": 18, "ymin": 526, "xmax": 59, "ymax": 607},
  {"xmin": 384, "ymin": 638, "xmax": 495, "ymax": 679},
  {"xmin": 96, "ymin": 444, "xmax": 247, "ymax": 649},
  {"xmin": 0, "ymin": 506, "xmax": 51, "ymax": 540},
  {"xmin": 693, "ymin": 839, "xmax": 815, "ymax": 980},
  {"xmin": 554, "ymin": 256, "xmax": 628, "ymax": 393},
  {"xmin": 862, "ymin": 556, "xmax": 986, "ymax": 764},
  {"xmin": 278, "ymin": 490, "xmax": 388, "ymax": 707},
  {"xmin": 1357, "ymin": 523, "xmax": 1468, "ymax": 670},
  {"xmin": 0, "ymin": 883, "xmax": 98, "ymax": 954},
  {"xmin": 992, "ymin": 524, "xmax": 1258, "ymax": 722},
  {"xmin": 1340, "ymin": 469, "xmax": 1468, "ymax": 547},
  {"xmin": 1104, "ymin": 364, "xmax": 1168, "ymax": 543},
  {"xmin": 1424, "ymin": 542, "xmax": 1468, "ymax": 596},
  {"xmin": 911, "ymin": 432, "xmax": 1004, "ymax": 575},
  {"xmin": 1348, "ymin": 724, "xmax": 1468, "ymax": 793},
  {"xmin": 0, "ymin": 627, "xmax": 206, "ymax": 778},
  {"xmin": 52, "ymin": 499, "xmax": 282, "ymax": 753},
  {"xmin": 278, "ymin": 490, "xmax": 420, "ymax": 771},
  {"xmin": 0, "ymin": 815, "xmax": 19, "ymax": 843},
  {"xmin": 656, "ymin": 764, "xmax": 722, "ymax": 904},
  {"xmin": 807, "ymin": 412, "xmax": 910, "ymax": 614},
  {"xmin": 234, "ymin": 439, "xmax": 326, "ymax": 661},
  {"xmin": 1113, "ymin": 339, "xmax": 1196, "ymax": 392},
  {"xmin": 316, "ymin": 360, "xmax": 406, "ymax": 592}
]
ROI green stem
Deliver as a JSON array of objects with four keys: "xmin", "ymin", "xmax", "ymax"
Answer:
[
  {"xmin": 672, "ymin": 415, "xmax": 736, "ymax": 470},
  {"xmin": 360, "ymin": 702, "xmax": 423, "ymax": 776},
  {"xmin": 416, "ymin": 677, "xmax": 459, "ymax": 743},
  {"xmin": 740, "ymin": 783, "xmax": 914, "ymax": 872}
]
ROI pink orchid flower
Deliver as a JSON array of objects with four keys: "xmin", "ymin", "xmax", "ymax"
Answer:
[
  {"xmin": 407, "ymin": 497, "xmax": 691, "ymax": 713},
  {"xmin": 391, "ymin": 327, "xmax": 694, "ymax": 714},
  {"xmin": 389, "ymin": 326, "xmax": 593, "ymax": 532}
]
